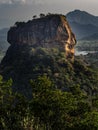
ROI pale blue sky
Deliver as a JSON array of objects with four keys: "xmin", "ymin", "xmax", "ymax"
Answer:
[{"xmin": 0, "ymin": 0, "xmax": 98, "ymax": 28}]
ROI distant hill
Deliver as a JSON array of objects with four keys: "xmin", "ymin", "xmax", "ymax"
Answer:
[
  {"xmin": 0, "ymin": 28, "xmax": 9, "ymax": 41},
  {"xmin": 0, "ymin": 28, "xmax": 9, "ymax": 51},
  {"xmin": 66, "ymin": 10, "xmax": 98, "ymax": 40},
  {"xmin": 0, "ymin": 28, "xmax": 9, "ymax": 62}
]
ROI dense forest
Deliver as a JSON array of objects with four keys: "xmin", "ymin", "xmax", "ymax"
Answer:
[
  {"xmin": 0, "ymin": 76, "xmax": 98, "ymax": 130},
  {"xmin": 0, "ymin": 48, "xmax": 98, "ymax": 130}
]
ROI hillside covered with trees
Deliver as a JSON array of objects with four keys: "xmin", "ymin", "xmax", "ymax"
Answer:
[{"xmin": 0, "ymin": 48, "xmax": 98, "ymax": 130}]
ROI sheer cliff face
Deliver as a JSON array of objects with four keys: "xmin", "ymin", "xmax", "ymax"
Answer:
[{"xmin": 7, "ymin": 15, "xmax": 76, "ymax": 59}]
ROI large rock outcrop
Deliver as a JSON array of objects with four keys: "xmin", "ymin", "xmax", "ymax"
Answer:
[
  {"xmin": 0, "ymin": 14, "xmax": 77, "ymax": 97},
  {"xmin": 8, "ymin": 15, "xmax": 76, "ymax": 59}
]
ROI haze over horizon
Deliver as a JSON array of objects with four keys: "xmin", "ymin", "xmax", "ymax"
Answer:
[{"xmin": 0, "ymin": 0, "xmax": 98, "ymax": 29}]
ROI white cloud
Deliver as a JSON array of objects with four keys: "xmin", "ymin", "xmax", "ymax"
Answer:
[
  {"xmin": 0, "ymin": 0, "xmax": 26, "ymax": 4},
  {"xmin": 0, "ymin": 0, "xmax": 11, "ymax": 4},
  {"xmin": 0, "ymin": 0, "xmax": 46, "ymax": 5},
  {"xmin": 11, "ymin": 0, "xmax": 26, "ymax": 4}
]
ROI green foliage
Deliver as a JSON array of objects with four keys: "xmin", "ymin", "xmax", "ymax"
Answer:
[
  {"xmin": 39, "ymin": 13, "xmax": 45, "ymax": 18},
  {"xmin": 33, "ymin": 15, "xmax": 37, "ymax": 19},
  {"xmin": 0, "ymin": 75, "xmax": 98, "ymax": 130},
  {"xmin": 0, "ymin": 76, "xmax": 29, "ymax": 130},
  {"xmin": 14, "ymin": 22, "xmax": 25, "ymax": 27},
  {"xmin": 29, "ymin": 76, "xmax": 98, "ymax": 130}
]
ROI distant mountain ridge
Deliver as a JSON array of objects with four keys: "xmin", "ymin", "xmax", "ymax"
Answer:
[
  {"xmin": 66, "ymin": 10, "xmax": 98, "ymax": 40},
  {"xmin": 0, "ymin": 28, "xmax": 9, "ymax": 51},
  {"xmin": 0, "ymin": 28, "xmax": 9, "ymax": 62},
  {"xmin": 67, "ymin": 10, "xmax": 98, "ymax": 26},
  {"xmin": 0, "ymin": 28, "xmax": 9, "ymax": 41}
]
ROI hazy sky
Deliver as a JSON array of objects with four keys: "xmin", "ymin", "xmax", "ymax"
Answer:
[{"xmin": 0, "ymin": 0, "xmax": 98, "ymax": 28}]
